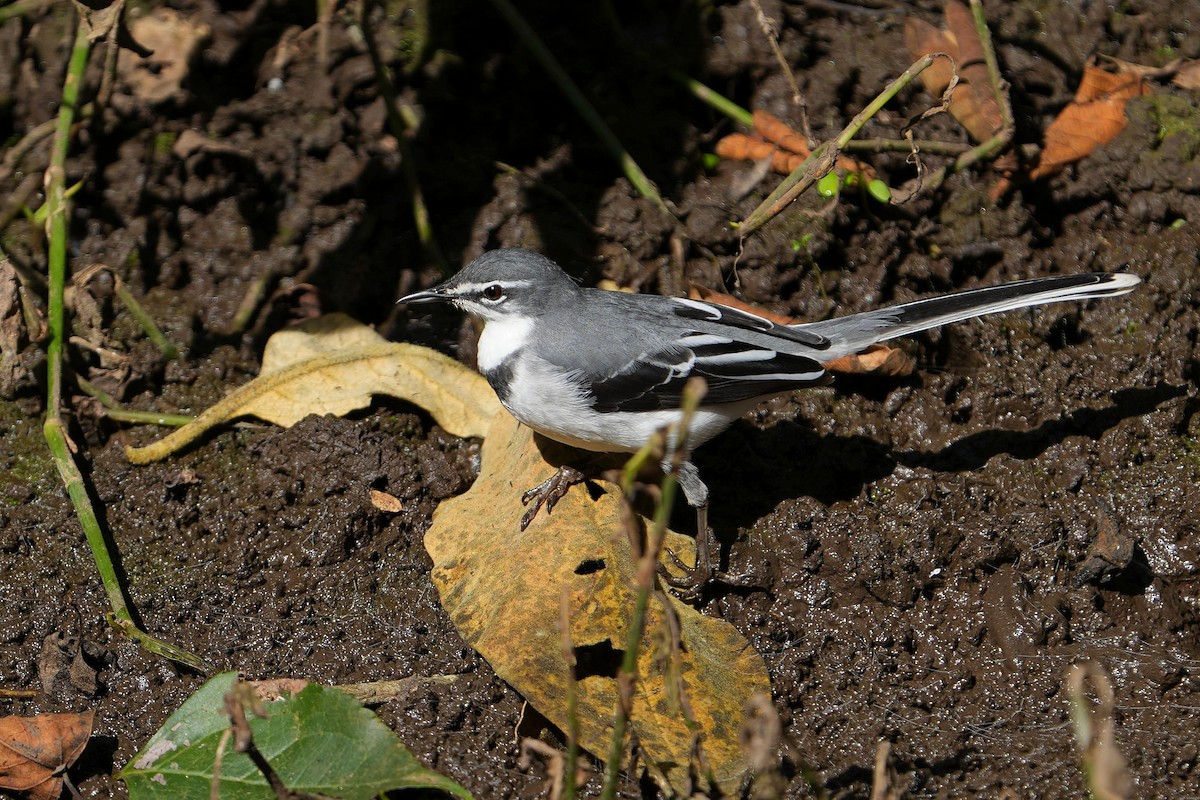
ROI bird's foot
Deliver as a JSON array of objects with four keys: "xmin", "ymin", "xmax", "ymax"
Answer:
[
  {"xmin": 520, "ymin": 465, "xmax": 586, "ymax": 530},
  {"xmin": 659, "ymin": 513, "xmax": 758, "ymax": 602}
]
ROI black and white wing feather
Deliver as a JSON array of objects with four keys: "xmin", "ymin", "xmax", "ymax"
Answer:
[{"xmin": 588, "ymin": 299, "xmax": 829, "ymax": 413}]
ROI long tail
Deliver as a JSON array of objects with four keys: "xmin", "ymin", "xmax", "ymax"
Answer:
[{"xmin": 794, "ymin": 272, "xmax": 1141, "ymax": 360}]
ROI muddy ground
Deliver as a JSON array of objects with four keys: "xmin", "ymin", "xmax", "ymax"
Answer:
[{"xmin": 1, "ymin": 0, "xmax": 1199, "ymax": 797}]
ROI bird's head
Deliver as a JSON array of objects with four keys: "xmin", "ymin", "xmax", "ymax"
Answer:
[{"xmin": 398, "ymin": 248, "xmax": 579, "ymax": 322}]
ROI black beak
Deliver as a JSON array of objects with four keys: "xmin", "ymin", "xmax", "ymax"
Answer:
[{"xmin": 397, "ymin": 281, "xmax": 454, "ymax": 305}]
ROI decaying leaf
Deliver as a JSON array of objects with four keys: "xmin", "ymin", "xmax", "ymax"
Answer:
[
  {"xmin": 369, "ymin": 488, "xmax": 404, "ymax": 512},
  {"xmin": 904, "ymin": 1, "xmax": 1003, "ymax": 142},
  {"xmin": 0, "ymin": 710, "xmax": 94, "ymax": 800},
  {"xmin": 1029, "ymin": 60, "xmax": 1151, "ymax": 180},
  {"xmin": 688, "ymin": 286, "xmax": 913, "ymax": 376},
  {"xmin": 116, "ymin": 8, "xmax": 211, "ymax": 105},
  {"xmin": 424, "ymin": 413, "xmax": 770, "ymax": 795},
  {"xmin": 1173, "ymin": 59, "xmax": 1200, "ymax": 89},
  {"xmin": 125, "ymin": 313, "xmax": 502, "ymax": 463},
  {"xmin": 715, "ymin": 110, "xmax": 875, "ymax": 179}
]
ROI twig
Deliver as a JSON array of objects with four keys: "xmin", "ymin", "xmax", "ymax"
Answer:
[
  {"xmin": 349, "ymin": 0, "xmax": 449, "ymax": 275},
  {"xmin": 0, "ymin": 0, "xmax": 54, "ymax": 24},
  {"xmin": 486, "ymin": 0, "xmax": 671, "ymax": 217},
  {"xmin": 559, "ymin": 586, "xmax": 580, "ymax": 800},
  {"xmin": 601, "ymin": 378, "xmax": 707, "ymax": 799},
  {"xmin": 41, "ymin": 14, "xmax": 208, "ymax": 673},
  {"xmin": 749, "ymin": 0, "xmax": 812, "ymax": 143},
  {"xmin": 919, "ymin": 0, "xmax": 1013, "ymax": 192},
  {"xmin": 739, "ymin": 52, "xmax": 949, "ymax": 237}
]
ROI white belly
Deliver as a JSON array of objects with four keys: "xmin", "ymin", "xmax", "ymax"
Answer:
[{"xmin": 497, "ymin": 354, "xmax": 748, "ymax": 453}]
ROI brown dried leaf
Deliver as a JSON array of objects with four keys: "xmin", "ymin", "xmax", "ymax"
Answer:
[
  {"xmin": 688, "ymin": 285, "xmax": 796, "ymax": 325},
  {"xmin": 688, "ymin": 287, "xmax": 913, "ymax": 376},
  {"xmin": 125, "ymin": 313, "xmax": 502, "ymax": 463},
  {"xmin": 714, "ymin": 113, "xmax": 874, "ymax": 179},
  {"xmin": 822, "ymin": 344, "xmax": 914, "ymax": 377},
  {"xmin": 904, "ymin": 1, "xmax": 1002, "ymax": 142},
  {"xmin": 1173, "ymin": 59, "xmax": 1200, "ymax": 89},
  {"xmin": 116, "ymin": 8, "xmax": 211, "ymax": 105},
  {"xmin": 369, "ymin": 489, "xmax": 404, "ymax": 512},
  {"xmin": 424, "ymin": 414, "xmax": 769, "ymax": 796},
  {"xmin": 0, "ymin": 710, "xmax": 94, "ymax": 800},
  {"xmin": 1030, "ymin": 62, "xmax": 1151, "ymax": 180}
]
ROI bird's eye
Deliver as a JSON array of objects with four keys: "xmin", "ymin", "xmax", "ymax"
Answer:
[{"xmin": 482, "ymin": 284, "xmax": 504, "ymax": 301}]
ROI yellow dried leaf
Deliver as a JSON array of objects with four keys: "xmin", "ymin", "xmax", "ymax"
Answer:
[
  {"xmin": 424, "ymin": 413, "xmax": 769, "ymax": 795},
  {"xmin": 125, "ymin": 313, "xmax": 502, "ymax": 463}
]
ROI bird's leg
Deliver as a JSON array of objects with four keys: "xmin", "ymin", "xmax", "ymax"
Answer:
[
  {"xmin": 520, "ymin": 464, "xmax": 587, "ymax": 531},
  {"xmin": 661, "ymin": 461, "xmax": 758, "ymax": 599}
]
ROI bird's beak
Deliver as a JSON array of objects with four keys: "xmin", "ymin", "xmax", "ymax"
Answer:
[{"xmin": 397, "ymin": 281, "xmax": 454, "ymax": 305}]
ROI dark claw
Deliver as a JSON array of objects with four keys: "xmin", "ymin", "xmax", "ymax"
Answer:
[
  {"xmin": 519, "ymin": 465, "xmax": 586, "ymax": 530},
  {"xmin": 659, "ymin": 508, "xmax": 760, "ymax": 602}
]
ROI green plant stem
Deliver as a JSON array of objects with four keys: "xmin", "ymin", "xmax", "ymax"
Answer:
[
  {"xmin": 42, "ymin": 17, "xmax": 207, "ymax": 672},
  {"xmin": 43, "ymin": 418, "xmax": 125, "ymax": 614},
  {"xmin": 740, "ymin": 53, "xmax": 942, "ymax": 237},
  {"xmin": 486, "ymin": 0, "xmax": 669, "ymax": 216},
  {"xmin": 602, "ymin": 379, "xmax": 705, "ymax": 800},
  {"xmin": 76, "ymin": 376, "xmax": 194, "ymax": 426},
  {"xmin": 677, "ymin": 74, "xmax": 969, "ymax": 158},
  {"xmin": 674, "ymin": 73, "xmax": 754, "ymax": 127},
  {"xmin": 920, "ymin": 0, "xmax": 1013, "ymax": 192},
  {"xmin": 0, "ymin": 0, "xmax": 54, "ymax": 24},
  {"xmin": 112, "ymin": 280, "xmax": 179, "ymax": 359},
  {"xmin": 352, "ymin": 2, "xmax": 448, "ymax": 275},
  {"xmin": 44, "ymin": 23, "xmax": 90, "ymax": 419}
]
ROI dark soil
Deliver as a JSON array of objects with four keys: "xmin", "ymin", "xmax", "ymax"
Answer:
[{"xmin": 2, "ymin": 0, "xmax": 1198, "ymax": 797}]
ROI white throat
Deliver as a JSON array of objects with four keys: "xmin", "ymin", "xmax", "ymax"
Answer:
[{"xmin": 476, "ymin": 315, "xmax": 534, "ymax": 373}]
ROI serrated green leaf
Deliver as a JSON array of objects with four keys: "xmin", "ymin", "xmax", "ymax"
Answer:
[{"xmin": 119, "ymin": 673, "xmax": 472, "ymax": 800}]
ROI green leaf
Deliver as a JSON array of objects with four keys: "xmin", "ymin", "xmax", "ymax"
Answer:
[
  {"xmin": 816, "ymin": 171, "xmax": 841, "ymax": 198},
  {"xmin": 119, "ymin": 673, "xmax": 473, "ymax": 800},
  {"xmin": 867, "ymin": 178, "xmax": 892, "ymax": 203}
]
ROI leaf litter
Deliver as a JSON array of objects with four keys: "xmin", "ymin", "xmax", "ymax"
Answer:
[
  {"xmin": 0, "ymin": 710, "xmax": 94, "ymax": 800},
  {"xmin": 127, "ymin": 312, "xmax": 772, "ymax": 792}
]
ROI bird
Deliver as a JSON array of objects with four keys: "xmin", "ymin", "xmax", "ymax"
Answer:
[{"xmin": 399, "ymin": 248, "xmax": 1140, "ymax": 586}]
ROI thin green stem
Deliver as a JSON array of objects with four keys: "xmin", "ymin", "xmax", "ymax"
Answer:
[
  {"xmin": 0, "ymin": 0, "xmax": 54, "ymax": 24},
  {"xmin": 352, "ymin": 1, "xmax": 448, "ymax": 275},
  {"xmin": 41, "ymin": 16, "xmax": 207, "ymax": 672},
  {"xmin": 740, "ymin": 53, "xmax": 941, "ymax": 237},
  {"xmin": 674, "ymin": 72, "xmax": 754, "ymax": 128},
  {"xmin": 487, "ymin": 0, "xmax": 670, "ymax": 216},
  {"xmin": 76, "ymin": 376, "xmax": 193, "ymax": 426},
  {"xmin": 602, "ymin": 379, "xmax": 706, "ymax": 800},
  {"xmin": 44, "ymin": 22, "xmax": 90, "ymax": 419},
  {"xmin": 921, "ymin": 1, "xmax": 1013, "ymax": 191},
  {"xmin": 112, "ymin": 280, "xmax": 179, "ymax": 359}
]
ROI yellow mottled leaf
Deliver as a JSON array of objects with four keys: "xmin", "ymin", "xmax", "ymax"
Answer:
[
  {"xmin": 424, "ymin": 413, "xmax": 768, "ymax": 796},
  {"xmin": 125, "ymin": 313, "xmax": 501, "ymax": 463}
]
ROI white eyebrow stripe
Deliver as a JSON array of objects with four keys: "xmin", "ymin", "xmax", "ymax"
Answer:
[{"xmin": 456, "ymin": 280, "xmax": 534, "ymax": 293}]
